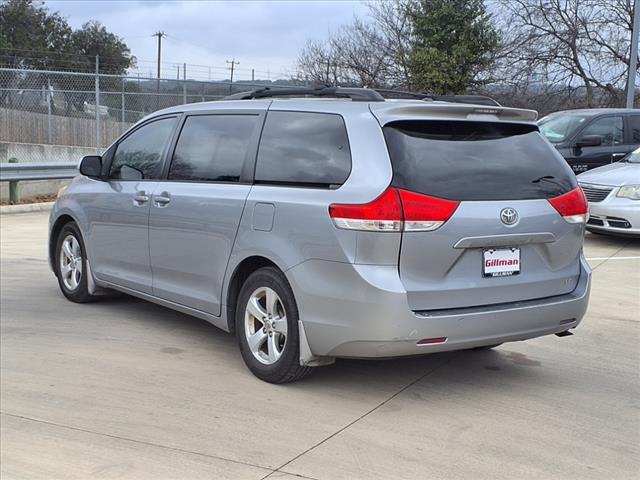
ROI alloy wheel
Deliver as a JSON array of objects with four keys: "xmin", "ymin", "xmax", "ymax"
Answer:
[
  {"xmin": 244, "ymin": 287, "xmax": 288, "ymax": 365},
  {"xmin": 59, "ymin": 234, "xmax": 82, "ymax": 291}
]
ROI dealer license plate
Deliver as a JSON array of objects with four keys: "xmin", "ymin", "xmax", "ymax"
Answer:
[{"xmin": 483, "ymin": 248, "xmax": 520, "ymax": 277}]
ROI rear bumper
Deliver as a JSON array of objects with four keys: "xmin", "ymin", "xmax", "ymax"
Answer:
[{"xmin": 287, "ymin": 256, "xmax": 591, "ymax": 358}]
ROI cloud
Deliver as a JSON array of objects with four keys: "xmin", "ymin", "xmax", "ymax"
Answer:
[{"xmin": 46, "ymin": 0, "xmax": 368, "ymax": 80}]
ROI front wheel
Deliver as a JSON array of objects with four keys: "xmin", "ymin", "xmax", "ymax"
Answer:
[
  {"xmin": 236, "ymin": 267, "xmax": 313, "ymax": 383},
  {"xmin": 54, "ymin": 222, "xmax": 95, "ymax": 303}
]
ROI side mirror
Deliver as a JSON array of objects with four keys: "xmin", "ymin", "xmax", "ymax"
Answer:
[
  {"xmin": 576, "ymin": 135, "xmax": 602, "ymax": 148},
  {"xmin": 79, "ymin": 155, "xmax": 102, "ymax": 179}
]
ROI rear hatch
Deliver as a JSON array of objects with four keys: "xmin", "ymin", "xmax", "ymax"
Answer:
[{"xmin": 382, "ymin": 119, "xmax": 586, "ymax": 311}]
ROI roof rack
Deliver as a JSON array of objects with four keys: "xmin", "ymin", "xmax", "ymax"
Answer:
[
  {"xmin": 223, "ymin": 86, "xmax": 385, "ymax": 102},
  {"xmin": 375, "ymin": 89, "xmax": 501, "ymax": 107}
]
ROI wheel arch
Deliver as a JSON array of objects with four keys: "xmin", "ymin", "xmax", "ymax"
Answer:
[
  {"xmin": 225, "ymin": 255, "xmax": 282, "ymax": 334},
  {"xmin": 49, "ymin": 213, "xmax": 79, "ymax": 275}
]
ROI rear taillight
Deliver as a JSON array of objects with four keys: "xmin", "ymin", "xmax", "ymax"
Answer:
[
  {"xmin": 547, "ymin": 186, "xmax": 589, "ymax": 224},
  {"xmin": 328, "ymin": 188, "xmax": 402, "ymax": 232},
  {"xmin": 397, "ymin": 189, "xmax": 460, "ymax": 232},
  {"xmin": 329, "ymin": 187, "xmax": 459, "ymax": 232}
]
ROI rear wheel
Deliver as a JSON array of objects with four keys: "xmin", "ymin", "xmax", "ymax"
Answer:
[
  {"xmin": 54, "ymin": 222, "xmax": 95, "ymax": 303},
  {"xmin": 236, "ymin": 267, "xmax": 313, "ymax": 383}
]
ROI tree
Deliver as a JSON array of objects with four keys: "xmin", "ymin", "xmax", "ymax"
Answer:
[
  {"xmin": 406, "ymin": 0, "xmax": 499, "ymax": 94},
  {"xmin": 0, "ymin": 0, "xmax": 135, "ymax": 74},
  {"xmin": 296, "ymin": 2, "xmax": 413, "ymax": 89},
  {"xmin": 295, "ymin": 0, "xmax": 499, "ymax": 93},
  {"xmin": 70, "ymin": 20, "xmax": 135, "ymax": 74},
  {"xmin": 494, "ymin": 0, "xmax": 636, "ymax": 108},
  {"xmin": 297, "ymin": 39, "xmax": 343, "ymax": 86},
  {"xmin": 0, "ymin": 0, "xmax": 73, "ymax": 70}
]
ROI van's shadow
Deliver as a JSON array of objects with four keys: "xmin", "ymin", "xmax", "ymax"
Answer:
[{"xmin": 98, "ymin": 293, "xmax": 548, "ymax": 391}]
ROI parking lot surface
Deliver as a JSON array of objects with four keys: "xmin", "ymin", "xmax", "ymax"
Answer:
[{"xmin": 1, "ymin": 211, "xmax": 639, "ymax": 480}]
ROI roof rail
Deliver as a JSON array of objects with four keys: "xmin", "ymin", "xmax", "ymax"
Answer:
[
  {"xmin": 375, "ymin": 89, "xmax": 501, "ymax": 107},
  {"xmin": 223, "ymin": 86, "xmax": 385, "ymax": 102}
]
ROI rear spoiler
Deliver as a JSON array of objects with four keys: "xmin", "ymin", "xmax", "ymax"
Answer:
[
  {"xmin": 375, "ymin": 89, "xmax": 501, "ymax": 107},
  {"xmin": 369, "ymin": 102, "xmax": 538, "ymax": 125}
]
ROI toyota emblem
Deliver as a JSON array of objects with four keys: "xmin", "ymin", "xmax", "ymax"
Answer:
[{"xmin": 500, "ymin": 208, "xmax": 519, "ymax": 226}]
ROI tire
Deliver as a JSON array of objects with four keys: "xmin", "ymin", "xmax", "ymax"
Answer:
[
  {"xmin": 236, "ymin": 267, "xmax": 313, "ymax": 383},
  {"xmin": 54, "ymin": 222, "xmax": 95, "ymax": 303}
]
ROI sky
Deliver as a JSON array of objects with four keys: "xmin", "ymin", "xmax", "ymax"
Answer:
[{"xmin": 46, "ymin": 0, "xmax": 369, "ymax": 81}]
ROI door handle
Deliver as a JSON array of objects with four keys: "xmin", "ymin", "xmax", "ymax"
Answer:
[
  {"xmin": 153, "ymin": 191, "xmax": 171, "ymax": 207},
  {"xmin": 133, "ymin": 191, "xmax": 149, "ymax": 205},
  {"xmin": 612, "ymin": 152, "xmax": 626, "ymax": 162}
]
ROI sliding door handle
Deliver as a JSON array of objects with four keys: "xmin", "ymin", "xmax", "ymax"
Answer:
[
  {"xmin": 153, "ymin": 192, "xmax": 171, "ymax": 207},
  {"xmin": 133, "ymin": 191, "xmax": 149, "ymax": 205}
]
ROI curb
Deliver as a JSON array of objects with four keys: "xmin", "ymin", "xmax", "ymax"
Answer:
[{"xmin": 0, "ymin": 202, "xmax": 55, "ymax": 215}]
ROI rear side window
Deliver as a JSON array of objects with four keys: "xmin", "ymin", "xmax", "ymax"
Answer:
[
  {"xmin": 110, "ymin": 117, "xmax": 177, "ymax": 180},
  {"xmin": 169, "ymin": 115, "xmax": 259, "ymax": 182},
  {"xmin": 384, "ymin": 121, "xmax": 576, "ymax": 201},
  {"xmin": 255, "ymin": 111, "xmax": 351, "ymax": 187}
]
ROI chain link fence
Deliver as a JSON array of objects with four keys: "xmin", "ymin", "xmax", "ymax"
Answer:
[{"xmin": 0, "ymin": 67, "xmax": 287, "ymax": 153}]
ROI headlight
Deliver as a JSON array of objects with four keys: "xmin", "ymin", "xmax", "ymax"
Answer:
[
  {"xmin": 617, "ymin": 185, "xmax": 640, "ymax": 200},
  {"xmin": 56, "ymin": 186, "xmax": 67, "ymax": 198}
]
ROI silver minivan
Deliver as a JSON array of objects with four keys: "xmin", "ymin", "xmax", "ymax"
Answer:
[{"xmin": 49, "ymin": 87, "xmax": 591, "ymax": 383}]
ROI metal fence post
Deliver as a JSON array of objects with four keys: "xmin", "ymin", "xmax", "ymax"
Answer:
[
  {"xmin": 183, "ymin": 63, "xmax": 187, "ymax": 104},
  {"xmin": 95, "ymin": 55, "xmax": 101, "ymax": 155},
  {"xmin": 8, "ymin": 158, "xmax": 19, "ymax": 203},
  {"xmin": 46, "ymin": 78, "xmax": 53, "ymax": 144},
  {"xmin": 120, "ymin": 77, "xmax": 126, "ymax": 133}
]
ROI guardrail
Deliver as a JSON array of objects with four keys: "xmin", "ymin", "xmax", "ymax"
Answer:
[{"xmin": 0, "ymin": 159, "xmax": 78, "ymax": 202}]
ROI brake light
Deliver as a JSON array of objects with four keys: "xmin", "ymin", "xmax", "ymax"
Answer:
[
  {"xmin": 547, "ymin": 186, "xmax": 589, "ymax": 224},
  {"xmin": 329, "ymin": 187, "xmax": 459, "ymax": 232},
  {"xmin": 397, "ymin": 189, "xmax": 459, "ymax": 231},
  {"xmin": 328, "ymin": 188, "xmax": 402, "ymax": 231}
]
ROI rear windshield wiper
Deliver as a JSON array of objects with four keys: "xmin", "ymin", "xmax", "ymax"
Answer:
[{"xmin": 531, "ymin": 175, "xmax": 567, "ymax": 193}]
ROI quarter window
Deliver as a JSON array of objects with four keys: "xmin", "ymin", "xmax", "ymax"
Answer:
[
  {"xmin": 110, "ymin": 117, "xmax": 177, "ymax": 180},
  {"xmin": 255, "ymin": 111, "xmax": 351, "ymax": 187},
  {"xmin": 169, "ymin": 115, "xmax": 259, "ymax": 182},
  {"xmin": 580, "ymin": 116, "xmax": 623, "ymax": 146}
]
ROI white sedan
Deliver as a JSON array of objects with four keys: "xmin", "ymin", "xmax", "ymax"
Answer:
[{"xmin": 578, "ymin": 148, "xmax": 640, "ymax": 237}]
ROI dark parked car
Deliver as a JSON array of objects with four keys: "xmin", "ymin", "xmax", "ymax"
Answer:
[{"xmin": 538, "ymin": 109, "xmax": 640, "ymax": 173}]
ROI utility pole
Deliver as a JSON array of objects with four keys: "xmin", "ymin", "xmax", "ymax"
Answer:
[
  {"xmin": 95, "ymin": 55, "xmax": 100, "ymax": 154},
  {"xmin": 226, "ymin": 59, "xmax": 239, "ymax": 94},
  {"xmin": 251, "ymin": 68, "xmax": 255, "ymax": 83},
  {"xmin": 626, "ymin": 0, "xmax": 640, "ymax": 108},
  {"xmin": 153, "ymin": 31, "xmax": 166, "ymax": 79},
  {"xmin": 153, "ymin": 31, "xmax": 166, "ymax": 109}
]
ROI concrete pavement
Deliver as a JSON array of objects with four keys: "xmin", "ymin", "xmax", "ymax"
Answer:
[{"xmin": 1, "ymin": 211, "xmax": 638, "ymax": 479}]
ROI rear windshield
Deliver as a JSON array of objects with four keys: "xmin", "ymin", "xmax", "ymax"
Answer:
[{"xmin": 383, "ymin": 121, "xmax": 576, "ymax": 201}]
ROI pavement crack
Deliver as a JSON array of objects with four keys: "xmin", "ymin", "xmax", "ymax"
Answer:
[
  {"xmin": 0, "ymin": 411, "xmax": 275, "ymax": 474},
  {"xmin": 590, "ymin": 241, "xmax": 632, "ymax": 272},
  {"xmin": 262, "ymin": 354, "xmax": 458, "ymax": 479}
]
